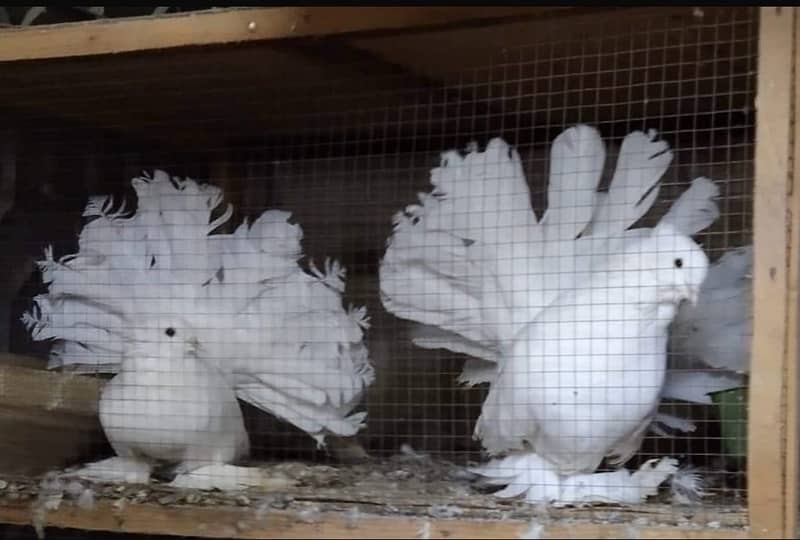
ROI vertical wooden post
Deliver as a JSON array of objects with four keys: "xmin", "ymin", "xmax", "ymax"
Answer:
[
  {"xmin": 786, "ymin": 11, "xmax": 800, "ymax": 538},
  {"xmin": 750, "ymin": 7, "xmax": 798, "ymax": 539}
]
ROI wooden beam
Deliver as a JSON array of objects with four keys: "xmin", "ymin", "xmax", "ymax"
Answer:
[
  {"xmin": 749, "ymin": 7, "xmax": 797, "ymax": 539},
  {"xmin": 0, "ymin": 500, "xmax": 750, "ymax": 539},
  {"xmin": 0, "ymin": 358, "xmax": 104, "ymax": 476},
  {"xmin": 785, "ymin": 10, "xmax": 800, "ymax": 539},
  {"xmin": 0, "ymin": 7, "xmax": 571, "ymax": 63},
  {"xmin": 0, "ymin": 359, "xmax": 103, "ymax": 416}
]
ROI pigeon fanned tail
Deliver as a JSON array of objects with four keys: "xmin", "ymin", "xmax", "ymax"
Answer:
[{"xmin": 23, "ymin": 170, "xmax": 374, "ymax": 447}]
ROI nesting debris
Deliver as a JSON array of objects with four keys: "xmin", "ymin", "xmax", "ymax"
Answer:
[
  {"xmin": 428, "ymin": 504, "xmax": 464, "ymax": 519},
  {"xmin": 0, "ymin": 456, "xmax": 747, "ymax": 532}
]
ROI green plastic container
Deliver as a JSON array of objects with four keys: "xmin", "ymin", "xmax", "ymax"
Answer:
[{"xmin": 709, "ymin": 386, "xmax": 748, "ymax": 464}]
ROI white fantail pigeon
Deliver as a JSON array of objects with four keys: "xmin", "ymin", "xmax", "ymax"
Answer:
[
  {"xmin": 22, "ymin": 171, "xmax": 374, "ymax": 489},
  {"xmin": 380, "ymin": 125, "xmax": 725, "ymax": 408},
  {"xmin": 471, "ymin": 223, "xmax": 710, "ymax": 505}
]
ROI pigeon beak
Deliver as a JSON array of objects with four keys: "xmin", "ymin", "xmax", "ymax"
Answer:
[{"xmin": 186, "ymin": 337, "xmax": 200, "ymax": 353}]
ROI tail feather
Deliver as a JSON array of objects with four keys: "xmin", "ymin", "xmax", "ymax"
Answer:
[
  {"xmin": 380, "ymin": 215, "xmax": 504, "ymax": 348},
  {"xmin": 25, "ymin": 169, "xmax": 375, "ymax": 448},
  {"xmin": 659, "ymin": 176, "xmax": 720, "ymax": 236},
  {"xmin": 541, "ymin": 124, "xmax": 605, "ymax": 241},
  {"xmin": 426, "ymin": 138, "xmax": 537, "ymax": 245},
  {"xmin": 587, "ymin": 129, "xmax": 673, "ymax": 237}
]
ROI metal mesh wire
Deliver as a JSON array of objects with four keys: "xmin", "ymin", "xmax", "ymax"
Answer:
[{"xmin": 0, "ymin": 5, "xmax": 757, "ymax": 534}]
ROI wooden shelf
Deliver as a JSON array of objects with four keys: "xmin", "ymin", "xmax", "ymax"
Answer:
[
  {"xmin": 0, "ymin": 498, "xmax": 749, "ymax": 539},
  {"xmin": 0, "ymin": 6, "xmax": 756, "ymax": 152},
  {"xmin": 0, "ymin": 7, "xmax": 573, "ymax": 63}
]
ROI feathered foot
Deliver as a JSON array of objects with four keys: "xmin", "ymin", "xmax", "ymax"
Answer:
[
  {"xmin": 469, "ymin": 453, "xmax": 561, "ymax": 503},
  {"xmin": 558, "ymin": 457, "xmax": 679, "ymax": 506},
  {"xmin": 169, "ymin": 464, "xmax": 297, "ymax": 492},
  {"xmin": 60, "ymin": 457, "xmax": 152, "ymax": 485},
  {"xmin": 670, "ymin": 466, "xmax": 708, "ymax": 505}
]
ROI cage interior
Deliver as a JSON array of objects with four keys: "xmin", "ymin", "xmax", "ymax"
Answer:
[{"xmin": 0, "ymin": 5, "xmax": 756, "ymax": 529}]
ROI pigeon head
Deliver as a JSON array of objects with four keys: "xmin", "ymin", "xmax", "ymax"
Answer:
[
  {"xmin": 638, "ymin": 223, "xmax": 709, "ymax": 307},
  {"xmin": 125, "ymin": 315, "xmax": 200, "ymax": 366},
  {"xmin": 600, "ymin": 222, "xmax": 709, "ymax": 309}
]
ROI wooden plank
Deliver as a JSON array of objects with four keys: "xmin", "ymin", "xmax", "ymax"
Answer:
[
  {"xmin": 786, "ymin": 10, "xmax": 800, "ymax": 539},
  {"xmin": 0, "ymin": 360, "xmax": 103, "ymax": 417},
  {"xmin": 0, "ymin": 359, "xmax": 105, "ymax": 476},
  {"xmin": 0, "ymin": 500, "xmax": 750, "ymax": 539},
  {"xmin": 749, "ymin": 7, "xmax": 797, "ymax": 539},
  {"xmin": 0, "ymin": 7, "xmax": 571, "ymax": 63}
]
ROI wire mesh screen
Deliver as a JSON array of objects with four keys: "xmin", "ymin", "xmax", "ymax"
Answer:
[{"xmin": 0, "ymin": 5, "xmax": 756, "ymax": 534}]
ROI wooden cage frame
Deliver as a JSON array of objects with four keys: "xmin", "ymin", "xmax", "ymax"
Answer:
[{"xmin": 0, "ymin": 6, "xmax": 796, "ymax": 539}]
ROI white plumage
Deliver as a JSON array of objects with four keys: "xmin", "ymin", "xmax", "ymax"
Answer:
[
  {"xmin": 23, "ymin": 170, "xmax": 374, "ymax": 487},
  {"xmin": 69, "ymin": 316, "xmax": 253, "ymax": 489},
  {"xmin": 379, "ymin": 124, "xmax": 729, "ymax": 503},
  {"xmin": 381, "ymin": 125, "xmax": 718, "ymax": 390},
  {"xmin": 472, "ymin": 224, "xmax": 709, "ymax": 504}
]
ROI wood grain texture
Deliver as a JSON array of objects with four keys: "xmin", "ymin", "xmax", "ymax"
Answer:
[
  {"xmin": 785, "ymin": 9, "xmax": 800, "ymax": 539},
  {"xmin": 0, "ymin": 357, "xmax": 104, "ymax": 475},
  {"xmin": 749, "ymin": 6, "xmax": 797, "ymax": 539},
  {"xmin": 0, "ymin": 7, "xmax": 570, "ymax": 63}
]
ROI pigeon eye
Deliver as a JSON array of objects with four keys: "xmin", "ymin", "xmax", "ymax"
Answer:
[
  {"xmin": 674, "ymin": 258, "xmax": 683, "ymax": 269},
  {"xmin": 165, "ymin": 327, "xmax": 176, "ymax": 337}
]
